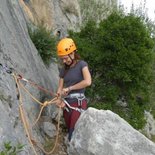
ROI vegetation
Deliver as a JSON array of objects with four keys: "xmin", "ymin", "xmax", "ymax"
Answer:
[
  {"xmin": 28, "ymin": 25, "xmax": 57, "ymax": 65},
  {"xmin": 69, "ymin": 11, "xmax": 155, "ymax": 129},
  {"xmin": 0, "ymin": 141, "xmax": 24, "ymax": 155},
  {"xmin": 79, "ymin": 0, "xmax": 117, "ymax": 25}
]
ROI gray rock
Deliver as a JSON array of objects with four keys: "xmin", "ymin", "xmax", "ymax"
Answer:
[
  {"xmin": 41, "ymin": 122, "xmax": 56, "ymax": 138},
  {"xmin": 68, "ymin": 108, "xmax": 155, "ymax": 155},
  {"xmin": 0, "ymin": 0, "xmax": 58, "ymax": 153}
]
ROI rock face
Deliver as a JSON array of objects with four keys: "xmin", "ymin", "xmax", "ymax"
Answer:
[
  {"xmin": 20, "ymin": 0, "xmax": 118, "ymax": 37},
  {"xmin": 68, "ymin": 108, "xmax": 155, "ymax": 155},
  {"xmin": 0, "ymin": 0, "xmax": 58, "ymax": 153},
  {"xmin": 19, "ymin": 0, "xmax": 82, "ymax": 38},
  {"xmin": 143, "ymin": 111, "xmax": 155, "ymax": 139}
]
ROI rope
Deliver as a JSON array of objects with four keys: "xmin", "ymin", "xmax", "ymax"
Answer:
[
  {"xmin": 19, "ymin": 104, "xmax": 38, "ymax": 155},
  {"xmin": 28, "ymin": 80, "xmax": 55, "ymax": 96},
  {"xmin": 13, "ymin": 73, "xmax": 38, "ymax": 155},
  {"xmin": 33, "ymin": 97, "xmax": 59, "ymax": 126},
  {"xmin": 34, "ymin": 107, "xmax": 61, "ymax": 155},
  {"xmin": 0, "ymin": 63, "xmax": 55, "ymax": 97},
  {"xmin": 1, "ymin": 64, "xmax": 63, "ymax": 154},
  {"xmin": 12, "ymin": 73, "xmax": 62, "ymax": 155},
  {"xmin": 18, "ymin": 81, "xmax": 44, "ymax": 106},
  {"xmin": 17, "ymin": 79, "xmax": 60, "ymax": 126}
]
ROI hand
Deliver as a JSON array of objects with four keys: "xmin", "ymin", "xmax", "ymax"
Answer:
[
  {"xmin": 62, "ymin": 87, "xmax": 70, "ymax": 96},
  {"xmin": 56, "ymin": 90, "xmax": 62, "ymax": 98},
  {"xmin": 55, "ymin": 98, "xmax": 65, "ymax": 108},
  {"xmin": 56, "ymin": 92, "xmax": 61, "ymax": 98}
]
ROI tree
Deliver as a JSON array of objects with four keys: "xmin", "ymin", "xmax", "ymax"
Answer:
[{"xmin": 69, "ymin": 11, "xmax": 155, "ymax": 129}]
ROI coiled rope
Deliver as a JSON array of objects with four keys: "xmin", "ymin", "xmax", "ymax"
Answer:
[{"xmin": 12, "ymin": 73, "xmax": 62, "ymax": 155}]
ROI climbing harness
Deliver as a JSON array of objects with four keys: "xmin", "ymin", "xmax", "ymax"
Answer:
[
  {"xmin": 65, "ymin": 93, "xmax": 85, "ymax": 98},
  {"xmin": 63, "ymin": 93, "xmax": 86, "ymax": 113}
]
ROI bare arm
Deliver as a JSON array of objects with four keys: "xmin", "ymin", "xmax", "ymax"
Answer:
[
  {"xmin": 55, "ymin": 78, "xmax": 66, "ymax": 107},
  {"xmin": 57, "ymin": 78, "xmax": 64, "ymax": 95}
]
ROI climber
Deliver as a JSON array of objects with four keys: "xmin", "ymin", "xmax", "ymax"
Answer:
[{"xmin": 56, "ymin": 37, "xmax": 92, "ymax": 141}]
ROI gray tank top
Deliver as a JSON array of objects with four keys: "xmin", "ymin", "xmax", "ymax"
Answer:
[{"xmin": 59, "ymin": 60, "xmax": 88, "ymax": 95}]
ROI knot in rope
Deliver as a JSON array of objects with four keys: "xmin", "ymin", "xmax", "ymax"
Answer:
[{"xmin": 43, "ymin": 101, "xmax": 50, "ymax": 107}]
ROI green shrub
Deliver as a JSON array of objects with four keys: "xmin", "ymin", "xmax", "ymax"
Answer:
[
  {"xmin": 0, "ymin": 141, "xmax": 24, "ymax": 155},
  {"xmin": 28, "ymin": 25, "xmax": 56, "ymax": 65},
  {"xmin": 69, "ymin": 11, "xmax": 155, "ymax": 129}
]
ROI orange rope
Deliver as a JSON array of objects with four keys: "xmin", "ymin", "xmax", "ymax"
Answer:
[
  {"xmin": 33, "ymin": 97, "xmax": 59, "ymax": 126},
  {"xmin": 18, "ymin": 81, "xmax": 44, "ymax": 106},
  {"xmin": 13, "ymin": 73, "xmax": 38, "ymax": 155},
  {"xmin": 34, "ymin": 107, "xmax": 61, "ymax": 155},
  {"xmin": 12, "ymin": 73, "xmax": 62, "ymax": 155},
  {"xmin": 19, "ymin": 105, "xmax": 38, "ymax": 155},
  {"xmin": 18, "ymin": 78, "xmax": 61, "ymax": 127},
  {"xmin": 28, "ymin": 80, "xmax": 55, "ymax": 96}
]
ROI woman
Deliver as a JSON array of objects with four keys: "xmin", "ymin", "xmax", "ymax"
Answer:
[{"xmin": 56, "ymin": 38, "xmax": 92, "ymax": 141}]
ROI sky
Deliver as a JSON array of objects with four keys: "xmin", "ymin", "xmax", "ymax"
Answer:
[{"xmin": 118, "ymin": 0, "xmax": 155, "ymax": 21}]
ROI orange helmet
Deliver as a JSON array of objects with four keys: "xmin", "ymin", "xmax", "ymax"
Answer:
[{"xmin": 57, "ymin": 38, "xmax": 77, "ymax": 56}]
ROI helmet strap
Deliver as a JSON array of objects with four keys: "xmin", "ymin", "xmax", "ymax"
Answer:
[
  {"xmin": 64, "ymin": 52, "xmax": 77, "ymax": 70},
  {"xmin": 68, "ymin": 54, "xmax": 74, "ymax": 67}
]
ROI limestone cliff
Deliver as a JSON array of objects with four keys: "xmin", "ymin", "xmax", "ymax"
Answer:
[
  {"xmin": 19, "ymin": 0, "xmax": 117, "ymax": 37},
  {"xmin": 19, "ymin": 0, "xmax": 82, "ymax": 38},
  {"xmin": 0, "ymin": 0, "xmax": 58, "ymax": 154}
]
